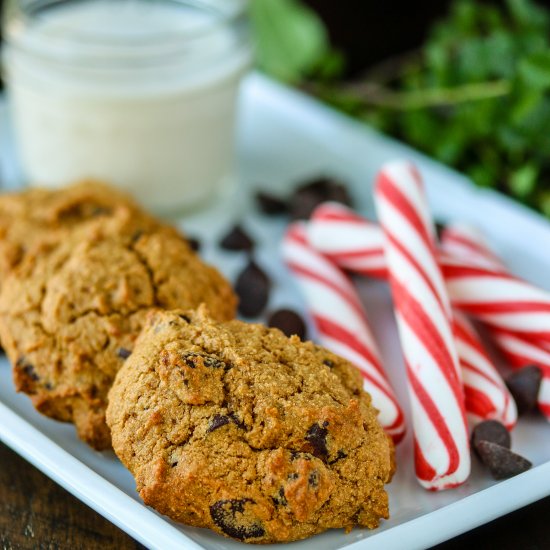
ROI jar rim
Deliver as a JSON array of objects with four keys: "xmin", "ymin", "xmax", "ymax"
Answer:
[{"xmin": 5, "ymin": 0, "xmax": 249, "ymax": 47}]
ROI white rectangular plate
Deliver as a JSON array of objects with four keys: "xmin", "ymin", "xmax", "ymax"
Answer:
[{"xmin": 1, "ymin": 74, "xmax": 550, "ymax": 550}]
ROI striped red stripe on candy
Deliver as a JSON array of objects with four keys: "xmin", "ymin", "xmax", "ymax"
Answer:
[
  {"xmin": 281, "ymin": 222, "xmax": 406, "ymax": 443},
  {"xmin": 309, "ymin": 202, "xmax": 517, "ymax": 430},
  {"xmin": 374, "ymin": 161, "xmax": 470, "ymax": 490}
]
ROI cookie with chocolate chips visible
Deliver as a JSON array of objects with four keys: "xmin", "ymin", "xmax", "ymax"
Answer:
[
  {"xmin": 106, "ymin": 307, "xmax": 394, "ymax": 543},
  {"xmin": 0, "ymin": 218, "xmax": 236, "ymax": 450}
]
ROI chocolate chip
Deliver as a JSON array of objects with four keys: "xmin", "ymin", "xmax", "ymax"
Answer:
[
  {"xmin": 235, "ymin": 259, "xmax": 270, "ymax": 318},
  {"xmin": 308, "ymin": 470, "xmax": 320, "ymax": 487},
  {"xmin": 117, "ymin": 347, "xmax": 132, "ymax": 359},
  {"xmin": 16, "ymin": 357, "xmax": 39, "ymax": 381},
  {"xmin": 228, "ymin": 412, "xmax": 246, "ymax": 430},
  {"xmin": 267, "ymin": 309, "xmax": 306, "ymax": 339},
  {"xmin": 187, "ymin": 237, "xmax": 201, "ymax": 252},
  {"xmin": 220, "ymin": 224, "xmax": 254, "ymax": 251},
  {"xmin": 256, "ymin": 191, "xmax": 287, "ymax": 215},
  {"xmin": 271, "ymin": 487, "xmax": 288, "ymax": 507},
  {"xmin": 210, "ymin": 499, "xmax": 265, "ymax": 541},
  {"xmin": 289, "ymin": 177, "xmax": 352, "ymax": 220},
  {"xmin": 305, "ymin": 422, "xmax": 329, "ymax": 460},
  {"xmin": 171, "ymin": 461, "xmax": 178, "ymax": 468},
  {"xmin": 182, "ymin": 353, "xmax": 228, "ymax": 370},
  {"xmin": 329, "ymin": 450, "xmax": 347, "ymax": 465},
  {"xmin": 476, "ymin": 440, "xmax": 532, "ymax": 480},
  {"xmin": 207, "ymin": 414, "xmax": 231, "ymax": 433},
  {"xmin": 471, "ymin": 420, "xmax": 511, "ymax": 454},
  {"xmin": 323, "ymin": 359, "xmax": 334, "ymax": 368},
  {"xmin": 505, "ymin": 365, "xmax": 542, "ymax": 415},
  {"xmin": 178, "ymin": 314, "xmax": 191, "ymax": 323}
]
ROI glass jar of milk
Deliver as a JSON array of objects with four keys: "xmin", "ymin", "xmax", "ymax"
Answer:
[{"xmin": 2, "ymin": 0, "xmax": 252, "ymax": 214}]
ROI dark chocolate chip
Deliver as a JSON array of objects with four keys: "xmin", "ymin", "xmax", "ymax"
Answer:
[
  {"xmin": 210, "ymin": 499, "xmax": 265, "ymax": 541},
  {"xmin": 471, "ymin": 420, "xmax": 511, "ymax": 454},
  {"xmin": 228, "ymin": 412, "xmax": 246, "ymax": 430},
  {"xmin": 329, "ymin": 450, "xmax": 347, "ymax": 465},
  {"xmin": 256, "ymin": 191, "xmax": 287, "ymax": 215},
  {"xmin": 182, "ymin": 353, "xmax": 228, "ymax": 370},
  {"xmin": 171, "ymin": 461, "xmax": 178, "ymax": 468},
  {"xmin": 16, "ymin": 357, "xmax": 39, "ymax": 381},
  {"xmin": 476, "ymin": 440, "xmax": 532, "ymax": 480},
  {"xmin": 308, "ymin": 470, "xmax": 320, "ymax": 487},
  {"xmin": 323, "ymin": 359, "xmax": 334, "ymax": 368},
  {"xmin": 235, "ymin": 259, "xmax": 270, "ymax": 318},
  {"xmin": 289, "ymin": 176, "xmax": 352, "ymax": 220},
  {"xmin": 179, "ymin": 314, "xmax": 191, "ymax": 323},
  {"xmin": 505, "ymin": 365, "xmax": 542, "ymax": 415},
  {"xmin": 117, "ymin": 347, "xmax": 132, "ymax": 360},
  {"xmin": 267, "ymin": 309, "xmax": 306, "ymax": 339},
  {"xmin": 271, "ymin": 486, "xmax": 288, "ymax": 507},
  {"xmin": 305, "ymin": 422, "xmax": 329, "ymax": 460},
  {"xmin": 220, "ymin": 224, "xmax": 254, "ymax": 251},
  {"xmin": 207, "ymin": 414, "xmax": 231, "ymax": 433},
  {"xmin": 187, "ymin": 237, "xmax": 201, "ymax": 252}
]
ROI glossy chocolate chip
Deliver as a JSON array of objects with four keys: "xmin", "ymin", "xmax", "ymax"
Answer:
[
  {"xmin": 210, "ymin": 499, "xmax": 265, "ymax": 541},
  {"xmin": 267, "ymin": 309, "xmax": 306, "ymax": 339},
  {"xmin": 207, "ymin": 414, "xmax": 231, "ymax": 433},
  {"xmin": 505, "ymin": 365, "xmax": 542, "ymax": 415},
  {"xmin": 476, "ymin": 440, "xmax": 532, "ymax": 480},
  {"xmin": 289, "ymin": 177, "xmax": 353, "ymax": 220},
  {"xmin": 235, "ymin": 259, "xmax": 270, "ymax": 318},
  {"xmin": 471, "ymin": 420, "xmax": 511, "ymax": 453},
  {"xmin": 117, "ymin": 347, "xmax": 132, "ymax": 360},
  {"xmin": 256, "ymin": 191, "xmax": 287, "ymax": 215},
  {"xmin": 305, "ymin": 422, "xmax": 329, "ymax": 460},
  {"xmin": 220, "ymin": 224, "xmax": 254, "ymax": 251},
  {"xmin": 187, "ymin": 237, "xmax": 201, "ymax": 252}
]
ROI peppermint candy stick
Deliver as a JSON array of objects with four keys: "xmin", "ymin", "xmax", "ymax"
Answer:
[
  {"xmin": 310, "ymin": 204, "xmax": 516, "ymax": 429},
  {"xmin": 375, "ymin": 161, "xmax": 470, "ymax": 490},
  {"xmin": 281, "ymin": 222, "xmax": 405, "ymax": 443},
  {"xmin": 310, "ymin": 203, "xmax": 550, "ymax": 343}
]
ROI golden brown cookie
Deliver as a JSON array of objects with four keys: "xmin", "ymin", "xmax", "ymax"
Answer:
[
  {"xmin": 0, "ymin": 222, "xmax": 236, "ymax": 450},
  {"xmin": 0, "ymin": 181, "xmax": 163, "ymax": 277},
  {"xmin": 106, "ymin": 308, "xmax": 394, "ymax": 543}
]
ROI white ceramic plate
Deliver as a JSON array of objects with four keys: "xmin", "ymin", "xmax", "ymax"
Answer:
[{"xmin": 1, "ymin": 74, "xmax": 550, "ymax": 550}]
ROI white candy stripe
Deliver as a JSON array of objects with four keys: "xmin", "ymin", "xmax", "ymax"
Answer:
[
  {"xmin": 281, "ymin": 222, "xmax": 406, "ymax": 442},
  {"xmin": 375, "ymin": 162, "xmax": 470, "ymax": 490}
]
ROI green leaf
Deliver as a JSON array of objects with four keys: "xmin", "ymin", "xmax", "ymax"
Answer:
[
  {"xmin": 518, "ymin": 51, "xmax": 550, "ymax": 89},
  {"xmin": 250, "ymin": 0, "xmax": 329, "ymax": 83},
  {"xmin": 509, "ymin": 163, "xmax": 539, "ymax": 198}
]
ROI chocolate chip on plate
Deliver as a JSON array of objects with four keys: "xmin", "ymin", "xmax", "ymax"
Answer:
[
  {"xmin": 256, "ymin": 191, "xmax": 287, "ymax": 215},
  {"xmin": 235, "ymin": 259, "xmax": 270, "ymax": 318},
  {"xmin": 289, "ymin": 176, "xmax": 353, "ymax": 220},
  {"xmin": 267, "ymin": 309, "xmax": 306, "ymax": 339},
  {"xmin": 505, "ymin": 365, "xmax": 542, "ymax": 415},
  {"xmin": 471, "ymin": 420, "xmax": 511, "ymax": 454},
  {"xmin": 187, "ymin": 236, "xmax": 201, "ymax": 252},
  {"xmin": 220, "ymin": 224, "xmax": 254, "ymax": 251},
  {"xmin": 475, "ymin": 440, "xmax": 532, "ymax": 480}
]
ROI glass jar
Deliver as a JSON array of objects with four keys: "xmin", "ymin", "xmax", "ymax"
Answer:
[{"xmin": 2, "ymin": 0, "xmax": 252, "ymax": 214}]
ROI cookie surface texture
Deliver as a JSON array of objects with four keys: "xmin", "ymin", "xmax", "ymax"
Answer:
[
  {"xmin": 107, "ymin": 308, "xmax": 393, "ymax": 543},
  {"xmin": 0, "ymin": 214, "xmax": 236, "ymax": 449}
]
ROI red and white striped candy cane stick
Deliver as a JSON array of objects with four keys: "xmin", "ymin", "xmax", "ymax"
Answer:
[
  {"xmin": 374, "ymin": 161, "xmax": 470, "ymax": 490},
  {"xmin": 281, "ymin": 222, "xmax": 406, "ymax": 443},
  {"xmin": 489, "ymin": 329, "xmax": 550, "ymax": 419},
  {"xmin": 441, "ymin": 224, "xmax": 548, "ymax": 420},
  {"xmin": 310, "ymin": 203, "xmax": 550, "ymax": 344},
  {"xmin": 310, "ymin": 204, "xmax": 517, "ymax": 430}
]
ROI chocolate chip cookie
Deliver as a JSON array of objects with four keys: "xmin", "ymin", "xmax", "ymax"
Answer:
[
  {"xmin": 0, "ymin": 221, "xmax": 236, "ymax": 450},
  {"xmin": 106, "ymin": 308, "xmax": 394, "ymax": 543}
]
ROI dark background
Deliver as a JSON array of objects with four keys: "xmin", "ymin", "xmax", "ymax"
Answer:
[{"xmin": 0, "ymin": 0, "xmax": 549, "ymax": 548}]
